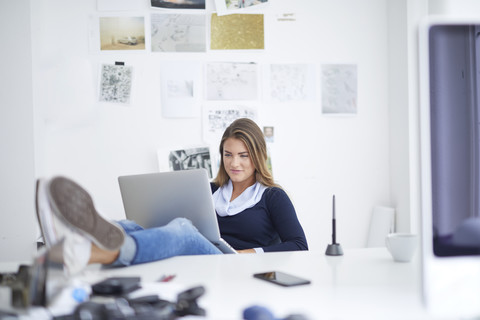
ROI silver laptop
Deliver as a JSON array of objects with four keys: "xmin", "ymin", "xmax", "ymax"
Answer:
[{"xmin": 118, "ymin": 169, "xmax": 236, "ymax": 254}]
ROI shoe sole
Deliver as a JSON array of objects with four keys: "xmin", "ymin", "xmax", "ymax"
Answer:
[{"xmin": 48, "ymin": 176, "xmax": 125, "ymax": 251}]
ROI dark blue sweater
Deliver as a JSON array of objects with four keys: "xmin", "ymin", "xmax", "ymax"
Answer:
[{"xmin": 211, "ymin": 183, "xmax": 308, "ymax": 252}]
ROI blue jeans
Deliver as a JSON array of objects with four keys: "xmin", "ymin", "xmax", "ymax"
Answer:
[{"xmin": 112, "ymin": 218, "xmax": 222, "ymax": 266}]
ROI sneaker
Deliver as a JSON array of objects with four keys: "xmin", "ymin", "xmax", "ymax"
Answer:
[
  {"xmin": 46, "ymin": 176, "xmax": 125, "ymax": 252},
  {"xmin": 35, "ymin": 178, "xmax": 69, "ymax": 248},
  {"xmin": 61, "ymin": 232, "xmax": 92, "ymax": 276},
  {"xmin": 36, "ymin": 178, "xmax": 93, "ymax": 275}
]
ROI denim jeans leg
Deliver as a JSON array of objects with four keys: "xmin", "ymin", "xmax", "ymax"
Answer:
[
  {"xmin": 115, "ymin": 217, "xmax": 222, "ymax": 266},
  {"xmin": 109, "ymin": 220, "xmax": 144, "ymax": 267},
  {"xmin": 116, "ymin": 219, "xmax": 145, "ymax": 233}
]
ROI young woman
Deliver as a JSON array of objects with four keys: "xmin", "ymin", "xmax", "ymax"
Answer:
[
  {"xmin": 211, "ymin": 118, "xmax": 307, "ymax": 253},
  {"xmin": 36, "ymin": 118, "xmax": 308, "ymax": 274}
]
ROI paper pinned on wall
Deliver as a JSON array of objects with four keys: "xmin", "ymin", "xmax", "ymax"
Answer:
[
  {"xmin": 206, "ymin": 62, "xmax": 259, "ymax": 101},
  {"xmin": 321, "ymin": 64, "xmax": 358, "ymax": 115},
  {"xmin": 88, "ymin": 15, "xmax": 146, "ymax": 53},
  {"xmin": 99, "ymin": 63, "xmax": 133, "ymax": 105},
  {"xmin": 202, "ymin": 104, "xmax": 256, "ymax": 145},
  {"xmin": 210, "ymin": 13, "xmax": 264, "ymax": 50},
  {"xmin": 160, "ymin": 61, "xmax": 202, "ymax": 118},
  {"xmin": 214, "ymin": 0, "xmax": 269, "ymax": 16},
  {"xmin": 151, "ymin": 0, "xmax": 205, "ymax": 10},
  {"xmin": 151, "ymin": 13, "xmax": 206, "ymax": 52},
  {"xmin": 263, "ymin": 126, "xmax": 274, "ymax": 143},
  {"xmin": 157, "ymin": 146, "xmax": 213, "ymax": 178},
  {"xmin": 97, "ymin": 16, "xmax": 146, "ymax": 51},
  {"xmin": 267, "ymin": 63, "xmax": 317, "ymax": 103}
]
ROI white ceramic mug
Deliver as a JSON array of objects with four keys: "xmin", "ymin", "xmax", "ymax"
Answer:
[{"xmin": 385, "ymin": 233, "xmax": 418, "ymax": 262}]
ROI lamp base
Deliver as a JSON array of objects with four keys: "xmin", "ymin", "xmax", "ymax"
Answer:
[{"xmin": 325, "ymin": 243, "xmax": 344, "ymax": 256}]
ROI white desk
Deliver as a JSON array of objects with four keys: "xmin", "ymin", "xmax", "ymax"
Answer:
[{"xmin": 72, "ymin": 247, "xmax": 441, "ymax": 320}]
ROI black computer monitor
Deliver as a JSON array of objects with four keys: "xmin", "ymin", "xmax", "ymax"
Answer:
[{"xmin": 419, "ymin": 16, "xmax": 480, "ymax": 318}]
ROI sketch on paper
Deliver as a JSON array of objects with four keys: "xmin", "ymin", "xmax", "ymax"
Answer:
[
  {"xmin": 269, "ymin": 64, "xmax": 316, "ymax": 102},
  {"xmin": 160, "ymin": 61, "xmax": 202, "ymax": 118},
  {"xmin": 321, "ymin": 64, "xmax": 357, "ymax": 114},
  {"xmin": 167, "ymin": 79, "xmax": 193, "ymax": 98},
  {"xmin": 214, "ymin": 0, "xmax": 269, "ymax": 16},
  {"xmin": 206, "ymin": 62, "xmax": 258, "ymax": 100},
  {"xmin": 99, "ymin": 64, "xmax": 133, "ymax": 104},
  {"xmin": 99, "ymin": 16, "xmax": 145, "ymax": 51},
  {"xmin": 151, "ymin": 13, "xmax": 206, "ymax": 52},
  {"xmin": 151, "ymin": 0, "xmax": 205, "ymax": 9},
  {"xmin": 210, "ymin": 14, "xmax": 264, "ymax": 50},
  {"xmin": 201, "ymin": 105, "xmax": 256, "ymax": 174},
  {"xmin": 227, "ymin": 0, "xmax": 268, "ymax": 10},
  {"xmin": 168, "ymin": 147, "xmax": 212, "ymax": 178},
  {"xmin": 202, "ymin": 105, "xmax": 256, "ymax": 145}
]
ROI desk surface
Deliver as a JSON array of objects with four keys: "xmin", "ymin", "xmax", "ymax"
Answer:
[{"xmin": 72, "ymin": 247, "xmax": 441, "ymax": 320}]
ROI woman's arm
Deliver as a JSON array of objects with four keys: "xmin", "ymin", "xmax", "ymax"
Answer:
[{"xmin": 262, "ymin": 188, "xmax": 308, "ymax": 252}]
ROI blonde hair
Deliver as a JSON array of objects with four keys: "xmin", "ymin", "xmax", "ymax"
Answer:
[{"xmin": 213, "ymin": 118, "xmax": 278, "ymax": 188}]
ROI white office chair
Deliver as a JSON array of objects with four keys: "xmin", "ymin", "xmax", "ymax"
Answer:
[{"xmin": 366, "ymin": 206, "xmax": 395, "ymax": 247}]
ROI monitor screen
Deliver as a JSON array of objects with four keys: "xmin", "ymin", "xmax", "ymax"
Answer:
[{"xmin": 419, "ymin": 16, "xmax": 480, "ymax": 318}]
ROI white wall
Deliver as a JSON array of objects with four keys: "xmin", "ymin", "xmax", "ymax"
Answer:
[
  {"xmin": 387, "ymin": 1, "xmax": 410, "ymax": 235},
  {"xmin": 31, "ymin": 0, "xmax": 392, "ymax": 251},
  {"xmin": 2, "ymin": 0, "xmax": 478, "ymax": 262},
  {"xmin": 0, "ymin": 0, "xmax": 37, "ymax": 262},
  {"xmin": 386, "ymin": 0, "xmax": 429, "ymax": 238}
]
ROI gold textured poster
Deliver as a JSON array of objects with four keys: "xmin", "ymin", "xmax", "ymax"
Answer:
[{"xmin": 210, "ymin": 13, "xmax": 264, "ymax": 50}]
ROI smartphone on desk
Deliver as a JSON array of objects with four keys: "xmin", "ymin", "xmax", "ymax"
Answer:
[{"xmin": 253, "ymin": 271, "xmax": 311, "ymax": 287}]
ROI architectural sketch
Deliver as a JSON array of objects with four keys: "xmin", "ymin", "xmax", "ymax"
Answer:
[
  {"xmin": 269, "ymin": 63, "xmax": 316, "ymax": 102},
  {"xmin": 151, "ymin": 13, "xmax": 206, "ymax": 52},
  {"xmin": 99, "ymin": 64, "xmax": 133, "ymax": 104},
  {"xmin": 202, "ymin": 105, "xmax": 256, "ymax": 145},
  {"xmin": 321, "ymin": 64, "xmax": 357, "ymax": 114},
  {"xmin": 206, "ymin": 62, "xmax": 258, "ymax": 100}
]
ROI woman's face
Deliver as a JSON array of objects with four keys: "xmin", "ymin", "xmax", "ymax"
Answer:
[{"xmin": 222, "ymin": 137, "xmax": 256, "ymax": 186}]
